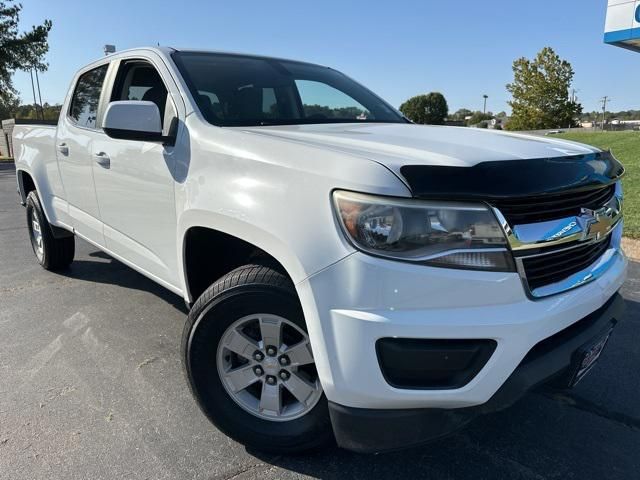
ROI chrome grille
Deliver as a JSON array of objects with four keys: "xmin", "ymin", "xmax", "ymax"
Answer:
[
  {"xmin": 520, "ymin": 237, "xmax": 611, "ymax": 292},
  {"xmin": 491, "ymin": 184, "xmax": 616, "ymax": 224},
  {"xmin": 493, "ymin": 182, "xmax": 623, "ymax": 298}
]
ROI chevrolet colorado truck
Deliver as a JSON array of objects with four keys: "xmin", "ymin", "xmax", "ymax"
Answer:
[{"xmin": 12, "ymin": 47, "xmax": 627, "ymax": 454}]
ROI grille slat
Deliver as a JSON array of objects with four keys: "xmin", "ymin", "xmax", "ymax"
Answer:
[
  {"xmin": 497, "ymin": 187, "xmax": 613, "ymax": 210},
  {"xmin": 492, "ymin": 184, "xmax": 616, "ymax": 224},
  {"xmin": 525, "ymin": 246, "xmax": 607, "ymax": 281},
  {"xmin": 522, "ymin": 237, "xmax": 611, "ymax": 291},
  {"xmin": 523, "ymin": 240, "xmax": 607, "ymax": 270},
  {"xmin": 525, "ymin": 250, "xmax": 600, "ymax": 276}
]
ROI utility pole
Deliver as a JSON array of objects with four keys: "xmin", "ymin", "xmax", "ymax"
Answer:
[
  {"xmin": 29, "ymin": 69, "xmax": 39, "ymax": 120},
  {"xmin": 34, "ymin": 69, "xmax": 44, "ymax": 121},
  {"xmin": 483, "ymin": 94, "xmax": 488, "ymax": 114},
  {"xmin": 570, "ymin": 89, "xmax": 579, "ymax": 128},
  {"xmin": 600, "ymin": 96, "xmax": 609, "ymax": 131},
  {"xmin": 570, "ymin": 89, "xmax": 580, "ymax": 104}
]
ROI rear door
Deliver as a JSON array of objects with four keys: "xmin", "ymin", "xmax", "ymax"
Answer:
[
  {"xmin": 91, "ymin": 54, "xmax": 183, "ymax": 290},
  {"xmin": 56, "ymin": 63, "xmax": 110, "ymax": 245}
]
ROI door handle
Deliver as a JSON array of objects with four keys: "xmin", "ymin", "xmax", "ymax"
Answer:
[
  {"xmin": 57, "ymin": 143, "xmax": 69, "ymax": 155},
  {"xmin": 93, "ymin": 152, "xmax": 111, "ymax": 168}
]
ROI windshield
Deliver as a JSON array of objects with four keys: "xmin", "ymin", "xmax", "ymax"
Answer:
[{"xmin": 172, "ymin": 51, "xmax": 407, "ymax": 127}]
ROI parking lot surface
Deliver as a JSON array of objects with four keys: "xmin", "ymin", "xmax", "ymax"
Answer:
[{"xmin": 1, "ymin": 161, "xmax": 639, "ymax": 480}]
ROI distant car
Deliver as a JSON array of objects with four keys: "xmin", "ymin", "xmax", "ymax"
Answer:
[{"xmin": 545, "ymin": 129, "xmax": 564, "ymax": 135}]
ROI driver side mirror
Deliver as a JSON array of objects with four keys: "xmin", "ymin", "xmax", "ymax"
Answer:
[{"xmin": 103, "ymin": 101, "xmax": 174, "ymax": 145}]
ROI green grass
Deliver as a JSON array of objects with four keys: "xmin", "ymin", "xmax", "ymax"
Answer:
[{"xmin": 557, "ymin": 131, "xmax": 639, "ymax": 238}]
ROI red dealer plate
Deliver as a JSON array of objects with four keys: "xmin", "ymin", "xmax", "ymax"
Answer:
[{"xmin": 569, "ymin": 326, "xmax": 614, "ymax": 387}]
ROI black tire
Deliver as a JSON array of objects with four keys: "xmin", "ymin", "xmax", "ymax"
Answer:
[
  {"xmin": 26, "ymin": 191, "xmax": 75, "ymax": 271},
  {"xmin": 182, "ymin": 264, "xmax": 333, "ymax": 453}
]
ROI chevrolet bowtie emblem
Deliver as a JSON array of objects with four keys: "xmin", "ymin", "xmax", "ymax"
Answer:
[{"xmin": 580, "ymin": 207, "xmax": 616, "ymax": 241}]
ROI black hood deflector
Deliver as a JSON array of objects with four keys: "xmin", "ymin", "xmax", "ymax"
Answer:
[{"xmin": 400, "ymin": 151, "xmax": 624, "ymax": 200}]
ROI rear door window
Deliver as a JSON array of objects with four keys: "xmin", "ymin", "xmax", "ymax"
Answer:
[{"xmin": 68, "ymin": 65, "xmax": 109, "ymax": 129}]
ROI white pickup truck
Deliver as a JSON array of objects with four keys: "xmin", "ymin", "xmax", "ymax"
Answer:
[{"xmin": 13, "ymin": 47, "xmax": 627, "ymax": 453}]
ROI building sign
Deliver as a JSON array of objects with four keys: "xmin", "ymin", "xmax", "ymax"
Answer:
[{"xmin": 604, "ymin": 0, "xmax": 640, "ymax": 51}]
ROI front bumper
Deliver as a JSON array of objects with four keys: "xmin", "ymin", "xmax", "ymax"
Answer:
[
  {"xmin": 328, "ymin": 292, "xmax": 626, "ymax": 453},
  {"xmin": 297, "ymin": 245, "xmax": 627, "ymax": 410}
]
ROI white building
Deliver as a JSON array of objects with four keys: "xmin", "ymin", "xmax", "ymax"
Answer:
[{"xmin": 604, "ymin": 0, "xmax": 640, "ymax": 50}]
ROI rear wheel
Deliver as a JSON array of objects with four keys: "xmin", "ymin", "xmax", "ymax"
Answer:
[
  {"xmin": 26, "ymin": 191, "xmax": 75, "ymax": 270},
  {"xmin": 182, "ymin": 264, "xmax": 332, "ymax": 453}
]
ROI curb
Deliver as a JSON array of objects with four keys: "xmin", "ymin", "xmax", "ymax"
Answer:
[{"xmin": 622, "ymin": 237, "xmax": 640, "ymax": 262}]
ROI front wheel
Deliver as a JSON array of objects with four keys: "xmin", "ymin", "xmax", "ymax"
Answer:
[{"xmin": 182, "ymin": 264, "xmax": 332, "ymax": 453}]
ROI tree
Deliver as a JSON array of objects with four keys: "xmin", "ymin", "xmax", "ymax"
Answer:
[
  {"xmin": 505, "ymin": 47, "xmax": 582, "ymax": 131},
  {"xmin": 302, "ymin": 104, "xmax": 368, "ymax": 119},
  {"xmin": 0, "ymin": 95, "xmax": 19, "ymax": 119},
  {"xmin": 450, "ymin": 108, "xmax": 473, "ymax": 121},
  {"xmin": 14, "ymin": 102, "xmax": 61, "ymax": 120},
  {"xmin": 0, "ymin": 1, "xmax": 52, "ymax": 107},
  {"xmin": 467, "ymin": 111, "xmax": 493, "ymax": 126},
  {"xmin": 399, "ymin": 92, "xmax": 449, "ymax": 125}
]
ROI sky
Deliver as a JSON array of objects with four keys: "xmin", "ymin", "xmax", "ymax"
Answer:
[{"xmin": 11, "ymin": 0, "xmax": 640, "ymax": 114}]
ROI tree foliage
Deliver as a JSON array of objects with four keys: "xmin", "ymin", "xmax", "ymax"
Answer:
[
  {"xmin": 302, "ymin": 104, "xmax": 369, "ymax": 119},
  {"xmin": 450, "ymin": 108, "xmax": 473, "ymax": 121},
  {"xmin": 467, "ymin": 111, "xmax": 493, "ymax": 126},
  {"xmin": 505, "ymin": 47, "xmax": 582, "ymax": 131},
  {"xmin": 399, "ymin": 92, "xmax": 448, "ymax": 125},
  {"xmin": 0, "ymin": 94, "xmax": 19, "ymax": 119},
  {"xmin": 14, "ymin": 102, "xmax": 61, "ymax": 120},
  {"xmin": 0, "ymin": 1, "xmax": 52, "ymax": 107},
  {"xmin": 581, "ymin": 109, "xmax": 640, "ymax": 121}
]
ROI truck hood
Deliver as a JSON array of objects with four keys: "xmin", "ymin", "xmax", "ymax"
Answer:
[
  {"xmin": 235, "ymin": 123, "xmax": 622, "ymax": 199},
  {"xmin": 236, "ymin": 123, "xmax": 600, "ymax": 172}
]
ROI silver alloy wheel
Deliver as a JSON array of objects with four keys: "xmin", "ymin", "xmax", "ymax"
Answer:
[
  {"xmin": 30, "ymin": 213, "xmax": 44, "ymax": 261},
  {"xmin": 216, "ymin": 313, "xmax": 322, "ymax": 422}
]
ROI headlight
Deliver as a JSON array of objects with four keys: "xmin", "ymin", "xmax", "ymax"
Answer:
[{"xmin": 333, "ymin": 190, "xmax": 514, "ymax": 271}]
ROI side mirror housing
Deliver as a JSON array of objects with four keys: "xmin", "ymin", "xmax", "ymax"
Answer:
[{"xmin": 103, "ymin": 101, "xmax": 172, "ymax": 144}]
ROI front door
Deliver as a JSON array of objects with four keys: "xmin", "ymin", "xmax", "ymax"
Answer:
[{"xmin": 91, "ymin": 56, "xmax": 181, "ymax": 290}]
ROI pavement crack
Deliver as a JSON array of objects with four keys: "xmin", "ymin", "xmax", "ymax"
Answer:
[
  {"xmin": 544, "ymin": 392, "xmax": 640, "ymax": 431},
  {"xmin": 210, "ymin": 457, "xmax": 281, "ymax": 480},
  {"xmin": 137, "ymin": 356, "xmax": 159, "ymax": 369}
]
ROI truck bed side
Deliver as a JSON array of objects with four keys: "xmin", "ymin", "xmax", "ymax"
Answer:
[{"xmin": 13, "ymin": 124, "xmax": 71, "ymax": 229}]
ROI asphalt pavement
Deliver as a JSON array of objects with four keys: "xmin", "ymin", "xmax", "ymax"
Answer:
[{"xmin": 1, "ymin": 161, "xmax": 639, "ymax": 480}]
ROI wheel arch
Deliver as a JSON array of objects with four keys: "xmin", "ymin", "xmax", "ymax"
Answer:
[
  {"xmin": 18, "ymin": 169, "xmax": 73, "ymax": 239},
  {"xmin": 179, "ymin": 212, "xmax": 308, "ymax": 305},
  {"xmin": 17, "ymin": 169, "xmax": 37, "ymax": 205}
]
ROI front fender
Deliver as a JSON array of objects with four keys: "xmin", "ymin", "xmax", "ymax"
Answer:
[{"xmin": 177, "ymin": 209, "xmax": 318, "ymax": 303}]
